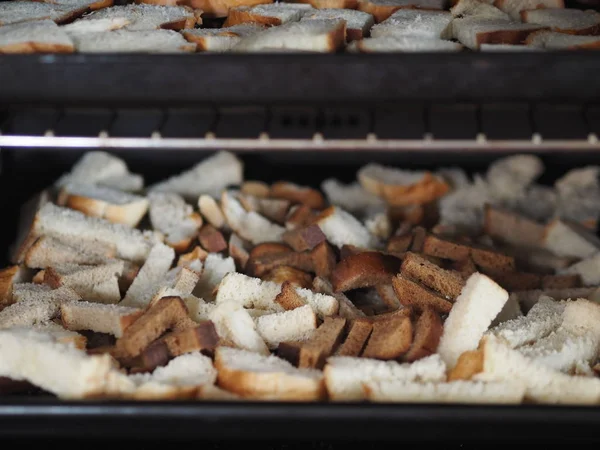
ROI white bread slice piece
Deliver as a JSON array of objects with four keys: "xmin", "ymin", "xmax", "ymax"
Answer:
[
  {"xmin": 485, "ymin": 154, "xmax": 541, "ymax": 199},
  {"xmin": 221, "ymin": 191, "xmax": 285, "ymax": 244},
  {"xmin": 11, "ymin": 283, "xmax": 81, "ymax": 304},
  {"xmin": 224, "ymin": 3, "xmax": 309, "ymax": 27},
  {"xmin": 370, "ymin": 9, "xmax": 452, "ymax": 39},
  {"xmin": 198, "ymin": 195, "xmax": 226, "ymax": 228},
  {"xmin": 487, "ymin": 296, "xmax": 565, "ymax": 348},
  {"xmin": 365, "ymin": 379, "xmax": 526, "ymax": 404},
  {"xmin": 45, "ymin": 261, "xmax": 124, "ymax": 304},
  {"xmin": 0, "ymin": 19, "xmax": 74, "ymax": 54},
  {"xmin": 61, "ymin": 17, "xmax": 131, "ymax": 34},
  {"xmin": 294, "ymin": 286, "xmax": 340, "ymax": 318},
  {"xmin": 149, "ymin": 151, "xmax": 243, "ymax": 201},
  {"xmin": 350, "ymin": 35, "xmax": 463, "ymax": 52},
  {"xmin": 320, "ymin": 179, "xmax": 385, "ymax": 217},
  {"xmin": 494, "ymin": 0, "xmax": 565, "ymax": 21},
  {"xmin": 71, "ymin": 29, "xmax": 196, "ymax": 53},
  {"xmin": 208, "ymin": 301, "xmax": 269, "ymax": 355},
  {"xmin": 0, "ymin": 1, "xmax": 87, "ymax": 26},
  {"xmin": 561, "ymin": 252, "xmax": 600, "ymax": 286},
  {"xmin": 315, "ymin": 206, "xmax": 378, "ymax": 249},
  {"xmin": 215, "ymin": 272, "xmax": 284, "ymax": 312},
  {"xmin": 437, "ymin": 273, "xmax": 509, "ymax": 368},
  {"xmin": 480, "ymin": 43, "xmax": 544, "ymax": 50},
  {"xmin": 450, "ymin": 0, "xmax": 510, "ymax": 19},
  {"xmin": 24, "ymin": 236, "xmax": 116, "ymax": 269},
  {"xmin": 543, "ymin": 220, "xmax": 600, "ymax": 260},
  {"xmin": 151, "ymin": 266, "xmax": 201, "ymax": 305},
  {"xmin": 148, "ymin": 192, "xmax": 202, "ymax": 252},
  {"xmin": 324, "ymin": 354, "xmax": 446, "ymax": 401},
  {"xmin": 452, "ymin": 16, "xmax": 545, "ymax": 50},
  {"xmin": 231, "ymin": 19, "xmax": 346, "ymax": 53},
  {"xmin": 554, "ymin": 166, "xmax": 600, "ymax": 227},
  {"xmin": 182, "ymin": 23, "xmax": 265, "ymax": 51},
  {"xmin": 215, "ymin": 346, "xmax": 325, "ymax": 400},
  {"xmin": 128, "ymin": 352, "xmax": 217, "ymax": 400},
  {"xmin": 476, "ymin": 335, "xmax": 600, "ymax": 404},
  {"xmin": 121, "ymin": 243, "xmax": 175, "ymax": 308},
  {"xmin": 0, "ymin": 266, "xmax": 33, "ymax": 306},
  {"xmin": 0, "ymin": 326, "xmax": 133, "ymax": 399},
  {"xmin": 521, "ymin": 8, "xmax": 600, "ymax": 35},
  {"xmin": 301, "ymin": 8, "xmax": 374, "ymax": 41},
  {"xmin": 192, "ymin": 253, "xmax": 236, "ymax": 300},
  {"xmin": 526, "ymin": 29, "xmax": 600, "ymax": 48},
  {"xmin": 26, "ymin": 203, "xmax": 160, "ymax": 263},
  {"xmin": 79, "ymin": 3, "xmax": 199, "ymax": 30},
  {"xmin": 55, "ymin": 151, "xmax": 142, "ymax": 191},
  {"xmin": 255, "ymin": 304, "xmax": 317, "ymax": 349},
  {"xmin": 33, "ymin": 322, "xmax": 87, "ymax": 350},
  {"xmin": 356, "ymin": 0, "xmax": 446, "ymax": 23},
  {"xmin": 58, "ymin": 182, "xmax": 148, "ymax": 227},
  {"xmin": 60, "ymin": 300, "xmax": 142, "ymax": 338}
]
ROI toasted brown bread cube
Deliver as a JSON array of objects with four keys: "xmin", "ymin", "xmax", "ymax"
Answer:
[
  {"xmin": 277, "ymin": 341, "xmax": 302, "ymax": 366},
  {"xmin": 310, "ymin": 241, "xmax": 337, "ymax": 279},
  {"xmin": 285, "ymin": 205, "xmax": 319, "ymax": 229},
  {"xmin": 470, "ymin": 245, "xmax": 515, "ymax": 273},
  {"xmin": 422, "ymin": 234, "xmax": 471, "ymax": 261},
  {"xmin": 336, "ymin": 318, "xmax": 373, "ymax": 357},
  {"xmin": 283, "ymin": 224, "xmax": 326, "ymax": 252},
  {"xmin": 198, "ymin": 224, "xmax": 227, "ymax": 253},
  {"xmin": 162, "ymin": 321, "xmax": 220, "ymax": 357},
  {"xmin": 449, "ymin": 258, "xmax": 477, "ymax": 279},
  {"xmin": 401, "ymin": 252, "xmax": 465, "ymax": 299},
  {"xmin": 362, "ymin": 314, "xmax": 412, "ymax": 360},
  {"xmin": 386, "ymin": 234, "xmax": 413, "ymax": 255},
  {"xmin": 271, "ymin": 181, "xmax": 325, "ymax": 209},
  {"xmin": 331, "ymin": 252, "xmax": 402, "ymax": 292},
  {"xmin": 262, "ymin": 266, "xmax": 313, "ymax": 289},
  {"xmin": 114, "ymin": 296, "xmax": 192, "ymax": 359},
  {"xmin": 483, "ymin": 205, "xmax": 546, "ymax": 249},
  {"xmin": 229, "ymin": 234, "xmax": 250, "ymax": 271},
  {"xmin": 541, "ymin": 274, "xmax": 581, "ymax": 289},
  {"xmin": 248, "ymin": 242, "xmax": 293, "ymax": 259},
  {"xmin": 392, "ymin": 274, "xmax": 453, "ymax": 314},
  {"xmin": 369, "ymin": 307, "xmax": 412, "ymax": 323},
  {"xmin": 447, "ymin": 349, "xmax": 483, "ymax": 381},
  {"xmin": 339, "ymin": 244, "xmax": 369, "ymax": 260},
  {"xmin": 404, "ymin": 307, "xmax": 442, "ymax": 362},
  {"xmin": 246, "ymin": 251, "xmax": 314, "ymax": 277},
  {"xmin": 125, "ymin": 340, "xmax": 171, "ymax": 372},
  {"xmin": 297, "ymin": 317, "xmax": 346, "ymax": 369},
  {"xmin": 375, "ymin": 284, "xmax": 401, "ymax": 310},
  {"xmin": 275, "ymin": 281, "xmax": 307, "ymax": 310}
]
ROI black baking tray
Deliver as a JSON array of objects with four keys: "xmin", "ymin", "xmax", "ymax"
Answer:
[
  {"xmin": 2, "ymin": 147, "xmax": 600, "ymax": 440},
  {"xmin": 1, "ymin": 52, "xmax": 600, "ymax": 106}
]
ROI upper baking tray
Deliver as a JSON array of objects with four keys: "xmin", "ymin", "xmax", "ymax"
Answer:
[{"xmin": 1, "ymin": 52, "xmax": 600, "ymax": 105}]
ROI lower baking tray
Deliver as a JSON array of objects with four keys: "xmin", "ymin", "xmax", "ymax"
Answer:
[{"xmin": 2, "ymin": 147, "xmax": 600, "ymax": 440}]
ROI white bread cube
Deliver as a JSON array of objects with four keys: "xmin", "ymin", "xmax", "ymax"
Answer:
[
  {"xmin": 452, "ymin": 16, "xmax": 545, "ymax": 50},
  {"xmin": 182, "ymin": 23, "xmax": 265, "ymax": 52},
  {"xmin": 294, "ymin": 286, "xmax": 339, "ymax": 318},
  {"xmin": 214, "ymin": 346, "xmax": 325, "ymax": 400},
  {"xmin": 129, "ymin": 352, "xmax": 217, "ymax": 400},
  {"xmin": 554, "ymin": 166, "xmax": 600, "ymax": 227},
  {"xmin": 356, "ymin": 0, "xmax": 446, "ymax": 22},
  {"xmin": 149, "ymin": 151, "xmax": 243, "ymax": 201},
  {"xmin": 487, "ymin": 296, "xmax": 565, "ymax": 348},
  {"xmin": 301, "ymin": 8, "xmax": 374, "ymax": 40},
  {"xmin": 193, "ymin": 253, "xmax": 236, "ymax": 300},
  {"xmin": 437, "ymin": 273, "xmax": 509, "ymax": 368},
  {"xmin": 58, "ymin": 182, "xmax": 148, "ymax": 227},
  {"xmin": 121, "ymin": 243, "xmax": 175, "ymax": 308},
  {"xmin": 320, "ymin": 179, "xmax": 385, "ymax": 217},
  {"xmin": 543, "ymin": 220, "xmax": 600, "ymax": 260},
  {"xmin": 0, "ymin": 326, "xmax": 133, "ymax": 399},
  {"xmin": 315, "ymin": 206, "xmax": 378, "ymax": 249},
  {"xmin": 255, "ymin": 305, "xmax": 317, "ymax": 349},
  {"xmin": 148, "ymin": 192, "xmax": 202, "ymax": 252},
  {"xmin": 477, "ymin": 335, "xmax": 600, "ymax": 404},
  {"xmin": 494, "ymin": 0, "xmax": 565, "ymax": 21},
  {"xmin": 324, "ymin": 354, "xmax": 447, "ymax": 401},
  {"xmin": 0, "ymin": 1, "xmax": 87, "ymax": 26},
  {"xmin": 208, "ymin": 301, "xmax": 269, "ymax": 355},
  {"xmin": 28, "ymin": 203, "xmax": 160, "ymax": 263},
  {"xmin": 0, "ymin": 19, "xmax": 74, "ymax": 54},
  {"xmin": 351, "ymin": 35, "xmax": 463, "ymax": 52},
  {"xmin": 521, "ymin": 8, "xmax": 600, "ymax": 35},
  {"xmin": 215, "ymin": 272, "xmax": 284, "ymax": 312},
  {"xmin": 364, "ymin": 379, "xmax": 526, "ymax": 404},
  {"xmin": 71, "ymin": 29, "xmax": 196, "ymax": 53},
  {"xmin": 61, "ymin": 301, "xmax": 142, "ymax": 338},
  {"xmin": 12, "ymin": 283, "xmax": 81, "ymax": 304},
  {"xmin": 56, "ymin": 151, "xmax": 143, "ymax": 192},
  {"xmin": 79, "ymin": 3, "xmax": 199, "ymax": 30},
  {"xmin": 221, "ymin": 191, "xmax": 285, "ymax": 245},
  {"xmin": 231, "ymin": 19, "xmax": 346, "ymax": 53},
  {"xmin": 371, "ymin": 9, "xmax": 452, "ymax": 39},
  {"xmin": 151, "ymin": 266, "xmax": 201, "ymax": 305}
]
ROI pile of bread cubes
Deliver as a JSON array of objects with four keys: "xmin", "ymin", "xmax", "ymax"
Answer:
[
  {"xmin": 0, "ymin": 0, "xmax": 599, "ymax": 53},
  {"xmin": 1, "ymin": 150, "xmax": 600, "ymax": 403}
]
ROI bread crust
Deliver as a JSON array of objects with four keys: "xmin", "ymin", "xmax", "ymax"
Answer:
[
  {"xmin": 186, "ymin": 0, "xmax": 272, "ymax": 18},
  {"xmin": 0, "ymin": 42, "xmax": 74, "ymax": 54},
  {"xmin": 331, "ymin": 251, "xmax": 401, "ymax": 292},
  {"xmin": 404, "ymin": 307, "xmax": 442, "ymax": 362},
  {"xmin": 271, "ymin": 182, "xmax": 325, "ymax": 210},
  {"xmin": 359, "ymin": 170, "xmax": 450, "ymax": 206},
  {"xmin": 223, "ymin": 8, "xmax": 283, "ymax": 26}
]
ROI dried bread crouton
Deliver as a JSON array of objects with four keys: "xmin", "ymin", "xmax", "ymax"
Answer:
[
  {"xmin": 400, "ymin": 252, "xmax": 465, "ymax": 299},
  {"xmin": 270, "ymin": 181, "xmax": 325, "ymax": 209},
  {"xmin": 362, "ymin": 313, "xmax": 412, "ymax": 360},
  {"xmin": 282, "ymin": 224, "xmax": 326, "ymax": 252},
  {"xmin": 198, "ymin": 224, "xmax": 227, "ymax": 253},
  {"xmin": 335, "ymin": 318, "xmax": 373, "ymax": 357},
  {"xmin": 310, "ymin": 241, "xmax": 337, "ymax": 279},
  {"xmin": 392, "ymin": 274, "xmax": 453, "ymax": 314},
  {"xmin": 404, "ymin": 307, "xmax": 442, "ymax": 362},
  {"xmin": 0, "ymin": 265, "xmax": 32, "ymax": 307},
  {"xmin": 262, "ymin": 266, "xmax": 313, "ymax": 289},
  {"xmin": 331, "ymin": 252, "xmax": 402, "ymax": 292}
]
